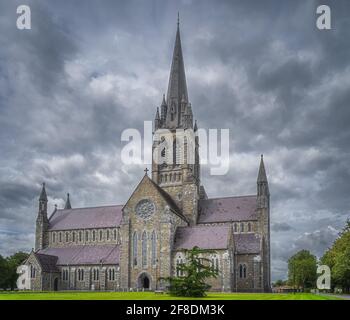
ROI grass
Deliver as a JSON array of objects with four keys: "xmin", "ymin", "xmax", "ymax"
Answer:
[{"xmin": 0, "ymin": 291, "xmax": 343, "ymax": 300}]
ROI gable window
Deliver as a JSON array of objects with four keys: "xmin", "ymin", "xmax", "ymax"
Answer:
[
  {"xmin": 142, "ymin": 231, "xmax": 147, "ymax": 267},
  {"xmin": 133, "ymin": 232, "xmax": 138, "ymax": 266},
  {"xmin": 151, "ymin": 231, "xmax": 156, "ymax": 265},
  {"xmin": 30, "ymin": 265, "xmax": 36, "ymax": 278},
  {"xmin": 239, "ymin": 264, "xmax": 247, "ymax": 279}
]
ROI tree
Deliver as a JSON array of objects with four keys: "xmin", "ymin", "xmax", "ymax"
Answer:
[
  {"xmin": 0, "ymin": 255, "xmax": 10, "ymax": 289},
  {"xmin": 288, "ymin": 250, "xmax": 317, "ymax": 291},
  {"xmin": 321, "ymin": 219, "xmax": 350, "ymax": 293},
  {"xmin": 163, "ymin": 246, "xmax": 218, "ymax": 297},
  {"xmin": 274, "ymin": 279, "xmax": 287, "ymax": 287}
]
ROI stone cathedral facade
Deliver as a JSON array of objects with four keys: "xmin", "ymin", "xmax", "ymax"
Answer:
[{"xmin": 18, "ymin": 21, "xmax": 271, "ymax": 292}]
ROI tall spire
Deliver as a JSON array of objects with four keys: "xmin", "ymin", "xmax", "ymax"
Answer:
[
  {"xmin": 166, "ymin": 15, "xmax": 188, "ymax": 107},
  {"xmin": 257, "ymin": 155, "xmax": 268, "ymax": 183},
  {"xmin": 39, "ymin": 182, "xmax": 47, "ymax": 201},
  {"xmin": 64, "ymin": 193, "xmax": 72, "ymax": 209}
]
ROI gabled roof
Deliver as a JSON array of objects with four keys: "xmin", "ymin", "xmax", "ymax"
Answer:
[
  {"xmin": 33, "ymin": 252, "xmax": 59, "ymax": 272},
  {"xmin": 173, "ymin": 225, "xmax": 230, "ymax": 250},
  {"xmin": 234, "ymin": 233, "xmax": 261, "ymax": 254},
  {"xmin": 123, "ymin": 174, "xmax": 188, "ymax": 223},
  {"xmin": 38, "ymin": 245, "xmax": 120, "ymax": 265},
  {"xmin": 48, "ymin": 205, "xmax": 122, "ymax": 231},
  {"xmin": 198, "ymin": 195, "xmax": 258, "ymax": 223}
]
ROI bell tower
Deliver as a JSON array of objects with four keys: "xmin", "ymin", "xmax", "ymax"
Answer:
[{"xmin": 152, "ymin": 16, "xmax": 200, "ymax": 224}]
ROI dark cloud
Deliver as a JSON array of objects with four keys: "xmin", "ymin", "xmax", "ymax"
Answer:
[{"xmin": 0, "ymin": 0, "xmax": 349, "ymax": 281}]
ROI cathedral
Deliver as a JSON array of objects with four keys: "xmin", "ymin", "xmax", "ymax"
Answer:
[{"xmin": 18, "ymin": 20, "xmax": 271, "ymax": 293}]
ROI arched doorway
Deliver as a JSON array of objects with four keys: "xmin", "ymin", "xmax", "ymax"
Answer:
[
  {"xmin": 137, "ymin": 272, "xmax": 151, "ymax": 289},
  {"xmin": 53, "ymin": 278, "xmax": 58, "ymax": 291}
]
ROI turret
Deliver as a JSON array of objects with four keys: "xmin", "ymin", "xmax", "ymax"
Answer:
[
  {"xmin": 64, "ymin": 193, "xmax": 72, "ymax": 209},
  {"xmin": 35, "ymin": 183, "xmax": 49, "ymax": 250}
]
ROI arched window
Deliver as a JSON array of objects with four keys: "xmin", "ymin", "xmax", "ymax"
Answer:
[
  {"xmin": 212, "ymin": 256, "xmax": 219, "ymax": 273},
  {"xmin": 173, "ymin": 139, "xmax": 176, "ymax": 165},
  {"xmin": 72, "ymin": 232, "xmax": 75, "ymax": 242},
  {"xmin": 240, "ymin": 223, "xmax": 244, "ymax": 232},
  {"xmin": 65, "ymin": 232, "xmax": 69, "ymax": 242},
  {"xmin": 59, "ymin": 232, "xmax": 62, "ymax": 242},
  {"xmin": 151, "ymin": 231, "xmax": 156, "ymax": 265},
  {"xmin": 248, "ymin": 222, "xmax": 252, "ymax": 232},
  {"xmin": 234, "ymin": 223, "xmax": 238, "ymax": 233},
  {"xmin": 79, "ymin": 231, "xmax": 82, "ymax": 242},
  {"xmin": 239, "ymin": 264, "xmax": 247, "ymax": 279},
  {"xmin": 107, "ymin": 230, "xmax": 110, "ymax": 241},
  {"xmin": 142, "ymin": 231, "xmax": 147, "ymax": 267},
  {"xmin": 108, "ymin": 268, "xmax": 115, "ymax": 281},
  {"xmin": 133, "ymin": 232, "xmax": 138, "ymax": 266},
  {"xmin": 30, "ymin": 265, "xmax": 36, "ymax": 278},
  {"xmin": 99, "ymin": 230, "xmax": 103, "ymax": 241},
  {"xmin": 92, "ymin": 230, "xmax": 96, "ymax": 241},
  {"xmin": 85, "ymin": 230, "xmax": 89, "ymax": 241},
  {"xmin": 77, "ymin": 268, "xmax": 84, "ymax": 281},
  {"xmin": 113, "ymin": 229, "xmax": 117, "ymax": 241},
  {"xmin": 52, "ymin": 233, "xmax": 56, "ymax": 243},
  {"xmin": 93, "ymin": 268, "xmax": 99, "ymax": 281},
  {"xmin": 176, "ymin": 259, "xmax": 180, "ymax": 277}
]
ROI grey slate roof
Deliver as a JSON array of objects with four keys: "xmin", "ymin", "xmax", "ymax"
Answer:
[
  {"xmin": 34, "ymin": 253, "xmax": 59, "ymax": 272},
  {"xmin": 48, "ymin": 205, "xmax": 122, "ymax": 231},
  {"xmin": 234, "ymin": 233, "xmax": 261, "ymax": 254},
  {"xmin": 38, "ymin": 245, "xmax": 120, "ymax": 265},
  {"xmin": 173, "ymin": 225, "xmax": 230, "ymax": 250},
  {"xmin": 198, "ymin": 195, "xmax": 257, "ymax": 223}
]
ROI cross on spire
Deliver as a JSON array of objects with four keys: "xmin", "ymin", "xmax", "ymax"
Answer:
[{"xmin": 144, "ymin": 168, "xmax": 149, "ymax": 175}]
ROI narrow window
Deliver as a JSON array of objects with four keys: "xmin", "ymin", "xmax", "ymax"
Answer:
[
  {"xmin": 239, "ymin": 264, "xmax": 243, "ymax": 278},
  {"xmin": 99, "ymin": 230, "xmax": 103, "ymax": 241},
  {"xmin": 240, "ymin": 223, "xmax": 244, "ymax": 232},
  {"xmin": 151, "ymin": 231, "xmax": 156, "ymax": 265},
  {"xmin": 107, "ymin": 230, "xmax": 110, "ymax": 241},
  {"xmin": 248, "ymin": 222, "xmax": 252, "ymax": 232},
  {"xmin": 59, "ymin": 232, "xmax": 62, "ymax": 242},
  {"xmin": 243, "ymin": 264, "xmax": 247, "ymax": 278},
  {"xmin": 142, "ymin": 231, "xmax": 147, "ymax": 267},
  {"xmin": 65, "ymin": 232, "xmax": 69, "ymax": 242},
  {"xmin": 92, "ymin": 230, "xmax": 96, "ymax": 241},
  {"xmin": 53, "ymin": 233, "xmax": 56, "ymax": 243},
  {"xmin": 114, "ymin": 229, "xmax": 117, "ymax": 241},
  {"xmin": 86, "ymin": 230, "xmax": 89, "ymax": 241},
  {"xmin": 234, "ymin": 223, "xmax": 238, "ymax": 233},
  {"xmin": 133, "ymin": 232, "xmax": 138, "ymax": 266},
  {"xmin": 79, "ymin": 231, "xmax": 82, "ymax": 242}
]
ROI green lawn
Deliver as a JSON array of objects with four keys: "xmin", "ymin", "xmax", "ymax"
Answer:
[{"xmin": 0, "ymin": 291, "xmax": 343, "ymax": 300}]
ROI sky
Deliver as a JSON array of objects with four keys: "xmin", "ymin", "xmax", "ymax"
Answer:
[{"xmin": 0, "ymin": 0, "xmax": 349, "ymax": 281}]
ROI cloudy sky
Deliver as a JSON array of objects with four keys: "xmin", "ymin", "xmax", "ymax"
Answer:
[{"xmin": 0, "ymin": 0, "xmax": 349, "ymax": 281}]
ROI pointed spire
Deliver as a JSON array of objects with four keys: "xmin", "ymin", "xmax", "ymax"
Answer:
[
  {"xmin": 161, "ymin": 94, "xmax": 166, "ymax": 106},
  {"xmin": 257, "ymin": 154, "xmax": 268, "ymax": 183},
  {"xmin": 39, "ymin": 182, "xmax": 47, "ymax": 201},
  {"xmin": 194, "ymin": 120, "xmax": 198, "ymax": 132},
  {"xmin": 64, "ymin": 193, "xmax": 72, "ymax": 209},
  {"xmin": 155, "ymin": 107, "xmax": 160, "ymax": 120},
  {"xmin": 166, "ymin": 15, "xmax": 188, "ymax": 106}
]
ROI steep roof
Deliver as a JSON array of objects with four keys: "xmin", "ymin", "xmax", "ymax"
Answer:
[
  {"xmin": 173, "ymin": 225, "xmax": 230, "ymax": 250},
  {"xmin": 38, "ymin": 245, "xmax": 120, "ymax": 265},
  {"xmin": 34, "ymin": 253, "xmax": 59, "ymax": 272},
  {"xmin": 166, "ymin": 19, "xmax": 188, "ymax": 105},
  {"xmin": 48, "ymin": 205, "xmax": 123, "ymax": 231},
  {"xmin": 257, "ymin": 155, "xmax": 268, "ymax": 183},
  {"xmin": 234, "ymin": 233, "xmax": 261, "ymax": 254},
  {"xmin": 198, "ymin": 195, "xmax": 258, "ymax": 223}
]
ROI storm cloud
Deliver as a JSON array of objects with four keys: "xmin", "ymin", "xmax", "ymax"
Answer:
[{"xmin": 0, "ymin": 0, "xmax": 349, "ymax": 281}]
